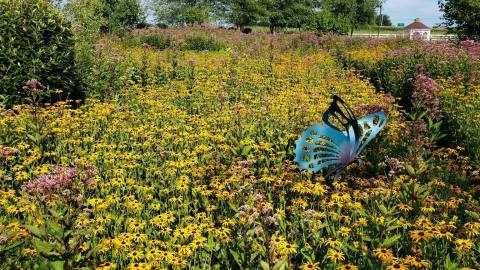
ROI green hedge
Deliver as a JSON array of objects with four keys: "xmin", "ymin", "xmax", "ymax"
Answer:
[{"xmin": 0, "ymin": 0, "xmax": 79, "ymax": 105}]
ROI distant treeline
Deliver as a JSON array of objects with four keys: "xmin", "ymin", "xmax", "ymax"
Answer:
[
  {"xmin": 55, "ymin": 0, "xmax": 388, "ymax": 35},
  {"xmin": 50, "ymin": 0, "xmax": 479, "ymax": 39}
]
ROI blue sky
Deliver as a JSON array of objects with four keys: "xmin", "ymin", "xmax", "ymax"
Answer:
[{"xmin": 383, "ymin": 0, "xmax": 444, "ymax": 27}]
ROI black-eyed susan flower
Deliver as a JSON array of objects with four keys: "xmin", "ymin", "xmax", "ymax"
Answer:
[
  {"xmin": 386, "ymin": 263, "xmax": 409, "ymax": 270},
  {"xmin": 374, "ymin": 248, "xmax": 395, "ymax": 264},
  {"xmin": 409, "ymin": 230, "xmax": 433, "ymax": 243},
  {"xmin": 300, "ymin": 262, "xmax": 320, "ymax": 270},
  {"xmin": 278, "ymin": 242, "xmax": 297, "ymax": 255},
  {"xmin": 127, "ymin": 250, "xmax": 144, "ymax": 261},
  {"xmin": 405, "ymin": 255, "xmax": 430, "ymax": 268},
  {"xmin": 337, "ymin": 264, "xmax": 359, "ymax": 270},
  {"xmin": 455, "ymin": 239, "xmax": 474, "ymax": 253},
  {"xmin": 324, "ymin": 237, "xmax": 342, "ymax": 249},
  {"xmin": 327, "ymin": 249, "xmax": 345, "ymax": 263}
]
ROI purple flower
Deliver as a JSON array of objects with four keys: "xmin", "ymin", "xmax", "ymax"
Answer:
[
  {"xmin": 412, "ymin": 74, "xmax": 442, "ymax": 120},
  {"xmin": 23, "ymin": 166, "xmax": 77, "ymax": 196}
]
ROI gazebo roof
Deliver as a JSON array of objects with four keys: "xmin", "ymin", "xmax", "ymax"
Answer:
[{"xmin": 405, "ymin": 18, "xmax": 430, "ymax": 30}]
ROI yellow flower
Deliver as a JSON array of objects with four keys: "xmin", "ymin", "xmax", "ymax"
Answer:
[
  {"xmin": 397, "ymin": 203, "xmax": 413, "ymax": 212},
  {"xmin": 337, "ymin": 264, "xmax": 359, "ymax": 270},
  {"xmin": 127, "ymin": 262, "xmax": 151, "ymax": 270},
  {"xmin": 278, "ymin": 242, "xmax": 297, "ymax": 255},
  {"xmin": 22, "ymin": 248, "xmax": 37, "ymax": 256},
  {"xmin": 324, "ymin": 237, "xmax": 342, "ymax": 249},
  {"xmin": 127, "ymin": 250, "xmax": 144, "ymax": 261},
  {"xmin": 339, "ymin": 226, "xmax": 351, "ymax": 237},
  {"xmin": 5, "ymin": 205, "xmax": 24, "ymax": 215},
  {"xmin": 386, "ymin": 263, "xmax": 409, "ymax": 270},
  {"xmin": 373, "ymin": 248, "xmax": 395, "ymax": 264},
  {"xmin": 405, "ymin": 255, "xmax": 430, "ymax": 268},
  {"xmin": 96, "ymin": 262, "xmax": 116, "ymax": 270},
  {"xmin": 420, "ymin": 206, "xmax": 435, "ymax": 213},
  {"xmin": 95, "ymin": 215, "xmax": 112, "ymax": 224},
  {"xmin": 327, "ymin": 249, "xmax": 345, "ymax": 263},
  {"xmin": 15, "ymin": 171, "xmax": 29, "ymax": 181},
  {"xmin": 455, "ymin": 239, "xmax": 473, "ymax": 253},
  {"xmin": 127, "ymin": 220, "xmax": 145, "ymax": 232},
  {"xmin": 301, "ymin": 262, "xmax": 321, "ymax": 270},
  {"xmin": 409, "ymin": 230, "xmax": 433, "ymax": 243}
]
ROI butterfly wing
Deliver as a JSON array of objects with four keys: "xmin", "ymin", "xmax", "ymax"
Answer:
[
  {"xmin": 355, "ymin": 112, "xmax": 387, "ymax": 156},
  {"xmin": 323, "ymin": 95, "xmax": 361, "ymax": 164},
  {"xmin": 322, "ymin": 95, "xmax": 361, "ymax": 143},
  {"xmin": 294, "ymin": 123, "xmax": 350, "ymax": 173}
]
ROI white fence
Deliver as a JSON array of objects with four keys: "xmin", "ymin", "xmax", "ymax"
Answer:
[{"xmin": 351, "ymin": 33, "xmax": 457, "ymax": 41}]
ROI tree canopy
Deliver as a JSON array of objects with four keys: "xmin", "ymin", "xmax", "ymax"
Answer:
[
  {"xmin": 439, "ymin": 0, "xmax": 480, "ymax": 40},
  {"xmin": 60, "ymin": 0, "xmax": 390, "ymax": 35},
  {"xmin": 376, "ymin": 14, "xmax": 392, "ymax": 26}
]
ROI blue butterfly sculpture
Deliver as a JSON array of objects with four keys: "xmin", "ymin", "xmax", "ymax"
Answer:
[{"xmin": 294, "ymin": 95, "xmax": 387, "ymax": 179}]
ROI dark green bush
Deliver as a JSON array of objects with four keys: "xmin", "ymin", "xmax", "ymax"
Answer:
[
  {"xmin": 122, "ymin": 34, "xmax": 172, "ymax": 50},
  {"xmin": 183, "ymin": 35, "xmax": 225, "ymax": 51},
  {"xmin": 142, "ymin": 35, "xmax": 172, "ymax": 50},
  {"xmin": 0, "ymin": 0, "xmax": 80, "ymax": 105}
]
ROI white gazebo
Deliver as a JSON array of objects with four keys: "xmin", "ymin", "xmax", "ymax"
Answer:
[{"xmin": 405, "ymin": 18, "xmax": 431, "ymax": 41}]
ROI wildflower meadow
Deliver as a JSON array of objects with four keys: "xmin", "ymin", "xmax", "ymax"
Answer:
[{"xmin": 1, "ymin": 25, "xmax": 480, "ymax": 270}]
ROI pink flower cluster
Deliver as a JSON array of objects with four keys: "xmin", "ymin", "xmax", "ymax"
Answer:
[
  {"xmin": 0, "ymin": 147, "xmax": 20, "ymax": 158},
  {"xmin": 412, "ymin": 74, "xmax": 442, "ymax": 120},
  {"xmin": 23, "ymin": 165, "xmax": 77, "ymax": 195},
  {"xmin": 23, "ymin": 79, "xmax": 45, "ymax": 95}
]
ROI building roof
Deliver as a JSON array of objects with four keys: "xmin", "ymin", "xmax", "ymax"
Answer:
[{"xmin": 405, "ymin": 18, "xmax": 430, "ymax": 30}]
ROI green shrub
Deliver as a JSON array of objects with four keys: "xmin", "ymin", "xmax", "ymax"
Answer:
[
  {"xmin": 122, "ymin": 34, "xmax": 172, "ymax": 50},
  {"xmin": 141, "ymin": 35, "xmax": 172, "ymax": 50},
  {"xmin": 437, "ymin": 79, "xmax": 480, "ymax": 163},
  {"xmin": 0, "ymin": 0, "xmax": 79, "ymax": 105},
  {"xmin": 183, "ymin": 35, "xmax": 225, "ymax": 51}
]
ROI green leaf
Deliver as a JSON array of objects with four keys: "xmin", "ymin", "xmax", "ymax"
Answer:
[
  {"xmin": 260, "ymin": 261, "xmax": 270, "ymax": 270},
  {"xmin": 378, "ymin": 204, "xmax": 388, "ymax": 215},
  {"xmin": 26, "ymin": 134, "xmax": 39, "ymax": 143},
  {"xmin": 362, "ymin": 236, "xmax": 372, "ymax": 242},
  {"xmin": 24, "ymin": 225, "xmax": 45, "ymax": 238},
  {"xmin": 385, "ymin": 225, "xmax": 402, "ymax": 232},
  {"xmin": 405, "ymin": 164, "xmax": 415, "ymax": 175},
  {"xmin": 48, "ymin": 209, "xmax": 63, "ymax": 218},
  {"xmin": 241, "ymin": 146, "xmax": 252, "ymax": 156},
  {"xmin": 444, "ymin": 254, "xmax": 459, "ymax": 270},
  {"xmin": 272, "ymin": 257, "xmax": 287, "ymax": 270},
  {"xmin": 50, "ymin": 261, "xmax": 64, "ymax": 270},
  {"xmin": 230, "ymin": 250, "xmax": 243, "ymax": 267},
  {"xmin": 1, "ymin": 240, "xmax": 24, "ymax": 252},
  {"xmin": 465, "ymin": 210, "xmax": 480, "ymax": 221},
  {"xmin": 228, "ymin": 202, "xmax": 238, "ymax": 211},
  {"xmin": 381, "ymin": 234, "xmax": 401, "ymax": 248},
  {"xmin": 32, "ymin": 239, "xmax": 55, "ymax": 253},
  {"xmin": 46, "ymin": 221, "xmax": 63, "ymax": 241}
]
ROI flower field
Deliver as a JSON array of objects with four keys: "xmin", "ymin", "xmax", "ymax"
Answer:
[{"xmin": 1, "ymin": 29, "xmax": 479, "ymax": 270}]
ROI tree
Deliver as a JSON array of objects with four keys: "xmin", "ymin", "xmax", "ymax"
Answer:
[
  {"xmin": 265, "ymin": 0, "xmax": 315, "ymax": 33},
  {"xmin": 154, "ymin": 0, "xmax": 210, "ymax": 25},
  {"xmin": 314, "ymin": 0, "xmax": 355, "ymax": 35},
  {"xmin": 101, "ymin": 0, "xmax": 145, "ymax": 33},
  {"xmin": 306, "ymin": 0, "xmax": 379, "ymax": 35},
  {"xmin": 351, "ymin": 0, "xmax": 379, "ymax": 34},
  {"xmin": 309, "ymin": 9, "xmax": 351, "ymax": 35},
  {"xmin": 375, "ymin": 14, "xmax": 392, "ymax": 26},
  {"xmin": 439, "ymin": 0, "xmax": 480, "ymax": 40},
  {"xmin": 286, "ymin": 0, "xmax": 316, "ymax": 30},
  {"xmin": 226, "ymin": 0, "xmax": 267, "ymax": 30}
]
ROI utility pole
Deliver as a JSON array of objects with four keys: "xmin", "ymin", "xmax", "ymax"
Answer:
[{"xmin": 377, "ymin": 1, "xmax": 383, "ymax": 37}]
